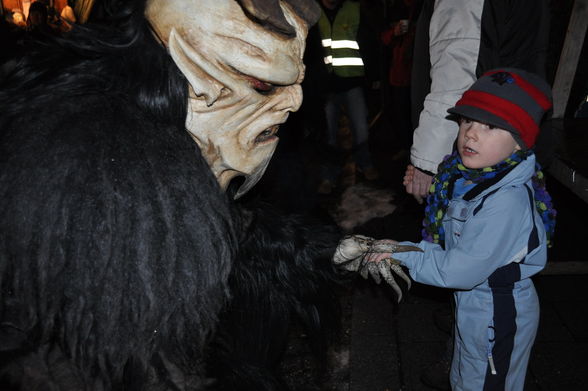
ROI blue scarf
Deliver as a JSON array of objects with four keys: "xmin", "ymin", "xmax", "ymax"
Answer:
[{"xmin": 422, "ymin": 150, "xmax": 556, "ymax": 247}]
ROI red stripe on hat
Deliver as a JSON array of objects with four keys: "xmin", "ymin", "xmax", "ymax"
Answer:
[
  {"xmin": 455, "ymin": 90, "xmax": 538, "ymax": 148},
  {"xmin": 485, "ymin": 70, "xmax": 552, "ymax": 110}
]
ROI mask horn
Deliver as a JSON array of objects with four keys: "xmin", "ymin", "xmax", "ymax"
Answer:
[{"xmin": 236, "ymin": 0, "xmax": 320, "ymax": 37}]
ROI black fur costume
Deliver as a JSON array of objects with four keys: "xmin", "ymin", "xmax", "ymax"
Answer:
[{"xmin": 0, "ymin": 1, "xmax": 341, "ymax": 389}]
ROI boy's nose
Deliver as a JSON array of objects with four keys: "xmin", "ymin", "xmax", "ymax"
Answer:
[{"xmin": 464, "ymin": 122, "xmax": 481, "ymax": 140}]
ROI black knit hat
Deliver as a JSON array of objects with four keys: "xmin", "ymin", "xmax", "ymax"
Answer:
[{"xmin": 447, "ymin": 68, "xmax": 552, "ymax": 149}]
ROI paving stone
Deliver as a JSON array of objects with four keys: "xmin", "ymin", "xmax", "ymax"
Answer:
[
  {"xmin": 552, "ymin": 301, "xmax": 588, "ymax": 342},
  {"xmin": 534, "ymin": 275, "xmax": 587, "ymax": 301},
  {"xmin": 267, "ymin": 113, "xmax": 588, "ymax": 390},
  {"xmin": 350, "ymin": 334, "xmax": 399, "ymax": 391},
  {"xmin": 398, "ymin": 341, "xmax": 449, "ymax": 391},
  {"xmin": 350, "ymin": 284, "xmax": 400, "ymax": 391},
  {"xmin": 529, "ymin": 342, "xmax": 588, "ymax": 391},
  {"xmin": 535, "ymin": 302, "xmax": 575, "ymax": 342}
]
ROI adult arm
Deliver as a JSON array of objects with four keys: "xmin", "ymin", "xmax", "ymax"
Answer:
[{"xmin": 410, "ymin": 0, "xmax": 484, "ymax": 174}]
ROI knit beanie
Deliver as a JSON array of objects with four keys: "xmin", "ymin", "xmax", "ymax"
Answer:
[{"xmin": 447, "ymin": 68, "xmax": 552, "ymax": 149}]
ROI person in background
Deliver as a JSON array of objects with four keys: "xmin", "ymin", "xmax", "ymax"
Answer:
[
  {"xmin": 10, "ymin": 9, "xmax": 27, "ymax": 28},
  {"xmin": 317, "ymin": 0, "xmax": 379, "ymax": 194},
  {"xmin": 60, "ymin": 0, "xmax": 77, "ymax": 28},
  {"xmin": 26, "ymin": 1, "xmax": 52, "ymax": 34},
  {"xmin": 380, "ymin": 0, "xmax": 421, "ymax": 157}
]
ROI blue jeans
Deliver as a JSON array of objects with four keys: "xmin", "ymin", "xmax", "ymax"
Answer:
[{"xmin": 323, "ymin": 86, "xmax": 373, "ymax": 181}]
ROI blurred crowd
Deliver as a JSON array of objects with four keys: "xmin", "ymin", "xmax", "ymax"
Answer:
[{"xmin": 1, "ymin": 0, "xmax": 76, "ymax": 36}]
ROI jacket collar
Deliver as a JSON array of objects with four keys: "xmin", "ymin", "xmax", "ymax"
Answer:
[{"xmin": 462, "ymin": 153, "xmax": 536, "ymax": 201}]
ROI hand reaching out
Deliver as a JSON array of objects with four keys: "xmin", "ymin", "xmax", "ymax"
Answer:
[
  {"xmin": 403, "ymin": 164, "xmax": 433, "ymax": 204},
  {"xmin": 394, "ymin": 19, "xmax": 409, "ymax": 36}
]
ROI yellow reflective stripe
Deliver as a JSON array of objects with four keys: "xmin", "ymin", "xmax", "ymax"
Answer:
[
  {"xmin": 323, "ymin": 55, "xmax": 333, "ymax": 64},
  {"xmin": 321, "ymin": 38, "xmax": 332, "ymax": 47},
  {"xmin": 330, "ymin": 40, "xmax": 360, "ymax": 50},
  {"xmin": 332, "ymin": 57, "xmax": 364, "ymax": 66}
]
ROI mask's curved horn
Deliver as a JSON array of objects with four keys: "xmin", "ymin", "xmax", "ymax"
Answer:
[{"xmin": 236, "ymin": 0, "xmax": 321, "ymax": 37}]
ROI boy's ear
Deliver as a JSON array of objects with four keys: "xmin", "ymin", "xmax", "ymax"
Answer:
[{"xmin": 514, "ymin": 143, "xmax": 522, "ymax": 152}]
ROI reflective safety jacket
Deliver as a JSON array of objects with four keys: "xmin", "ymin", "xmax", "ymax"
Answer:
[
  {"xmin": 318, "ymin": 1, "xmax": 364, "ymax": 78},
  {"xmin": 394, "ymin": 155, "xmax": 547, "ymax": 391}
]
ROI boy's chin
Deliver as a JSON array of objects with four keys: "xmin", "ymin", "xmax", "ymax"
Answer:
[{"xmin": 459, "ymin": 155, "xmax": 488, "ymax": 170}]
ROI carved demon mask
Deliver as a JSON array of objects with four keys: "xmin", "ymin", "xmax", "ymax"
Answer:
[{"xmin": 146, "ymin": 0, "xmax": 319, "ymax": 198}]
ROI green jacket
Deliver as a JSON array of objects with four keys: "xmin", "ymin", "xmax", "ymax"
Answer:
[{"xmin": 318, "ymin": 1, "xmax": 365, "ymax": 78}]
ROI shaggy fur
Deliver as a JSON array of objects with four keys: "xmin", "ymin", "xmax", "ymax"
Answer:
[
  {"xmin": 0, "ymin": 87, "xmax": 237, "ymax": 390},
  {"xmin": 209, "ymin": 205, "xmax": 341, "ymax": 390},
  {"xmin": 0, "ymin": 1, "xmax": 341, "ymax": 389}
]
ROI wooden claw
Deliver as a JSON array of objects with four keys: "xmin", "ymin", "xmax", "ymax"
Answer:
[
  {"xmin": 391, "ymin": 244, "xmax": 423, "ymax": 253},
  {"xmin": 390, "ymin": 261, "xmax": 412, "ymax": 290},
  {"xmin": 370, "ymin": 241, "xmax": 422, "ymax": 254}
]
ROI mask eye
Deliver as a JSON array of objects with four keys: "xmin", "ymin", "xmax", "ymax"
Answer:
[
  {"xmin": 245, "ymin": 76, "xmax": 275, "ymax": 95},
  {"xmin": 255, "ymin": 125, "xmax": 279, "ymax": 143}
]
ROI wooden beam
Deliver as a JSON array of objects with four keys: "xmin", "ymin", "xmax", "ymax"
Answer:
[
  {"xmin": 542, "ymin": 261, "xmax": 588, "ymax": 275},
  {"xmin": 552, "ymin": 0, "xmax": 588, "ymax": 118},
  {"xmin": 548, "ymin": 157, "xmax": 588, "ymax": 204}
]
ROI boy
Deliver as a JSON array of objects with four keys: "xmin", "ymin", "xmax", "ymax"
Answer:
[{"xmin": 377, "ymin": 68, "xmax": 555, "ymax": 390}]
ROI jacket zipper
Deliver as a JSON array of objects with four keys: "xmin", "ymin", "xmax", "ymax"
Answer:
[{"xmin": 488, "ymin": 324, "xmax": 497, "ymax": 375}]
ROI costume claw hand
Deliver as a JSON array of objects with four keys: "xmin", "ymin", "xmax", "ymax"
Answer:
[{"xmin": 333, "ymin": 235, "xmax": 422, "ymax": 302}]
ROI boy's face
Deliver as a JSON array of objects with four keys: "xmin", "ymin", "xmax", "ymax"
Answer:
[{"xmin": 457, "ymin": 118, "xmax": 521, "ymax": 169}]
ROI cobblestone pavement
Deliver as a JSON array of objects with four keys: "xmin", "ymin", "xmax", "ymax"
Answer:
[
  {"xmin": 275, "ymin": 173, "xmax": 587, "ymax": 391},
  {"xmin": 257, "ymin": 108, "xmax": 588, "ymax": 391}
]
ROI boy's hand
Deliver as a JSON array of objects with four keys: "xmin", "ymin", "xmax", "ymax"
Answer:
[{"xmin": 403, "ymin": 165, "xmax": 433, "ymax": 204}]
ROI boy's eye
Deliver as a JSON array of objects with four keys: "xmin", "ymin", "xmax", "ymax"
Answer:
[{"xmin": 459, "ymin": 117, "xmax": 472, "ymax": 124}]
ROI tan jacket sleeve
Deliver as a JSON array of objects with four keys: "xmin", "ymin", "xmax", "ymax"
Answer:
[{"xmin": 410, "ymin": 0, "xmax": 484, "ymax": 173}]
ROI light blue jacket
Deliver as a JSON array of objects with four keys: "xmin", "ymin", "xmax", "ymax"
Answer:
[{"xmin": 394, "ymin": 154, "xmax": 547, "ymax": 391}]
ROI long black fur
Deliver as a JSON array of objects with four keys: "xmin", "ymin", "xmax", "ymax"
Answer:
[
  {"xmin": 0, "ymin": 72, "xmax": 238, "ymax": 390},
  {"xmin": 209, "ymin": 205, "xmax": 341, "ymax": 390},
  {"xmin": 0, "ymin": 1, "xmax": 342, "ymax": 390}
]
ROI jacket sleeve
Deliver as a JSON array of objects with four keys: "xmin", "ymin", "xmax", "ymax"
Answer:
[
  {"xmin": 392, "ymin": 189, "xmax": 540, "ymax": 290},
  {"xmin": 410, "ymin": 0, "xmax": 484, "ymax": 173},
  {"xmin": 381, "ymin": 27, "xmax": 395, "ymax": 46}
]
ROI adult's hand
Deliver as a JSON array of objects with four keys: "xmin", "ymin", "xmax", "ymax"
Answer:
[
  {"xmin": 403, "ymin": 165, "xmax": 433, "ymax": 204},
  {"xmin": 394, "ymin": 20, "xmax": 408, "ymax": 36}
]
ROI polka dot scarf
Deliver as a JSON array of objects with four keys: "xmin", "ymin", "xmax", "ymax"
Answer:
[{"xmin": 422, "ymin": 150, "xmax": 556, "ymax": 247}]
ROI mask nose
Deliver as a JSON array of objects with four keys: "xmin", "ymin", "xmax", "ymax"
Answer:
[{"xmin": 273, "ymin": 85, "xmax": 303, "ymax": 113}]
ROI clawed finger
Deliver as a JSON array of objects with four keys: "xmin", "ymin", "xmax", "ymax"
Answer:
[
  {"xmin": 378, "ymin": 260, "xmax": 403, "ymax": 302},
  {"xmin": 390, "ymin": 262, "xmax": 412, "ymax": 289},
  {"xmin": 367, "ymin": 261, "xmax": 382, "ymax": 284}
]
